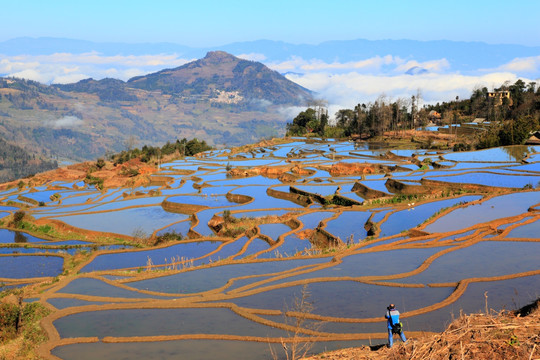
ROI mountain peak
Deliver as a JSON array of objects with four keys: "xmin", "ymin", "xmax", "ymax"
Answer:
[
  {"xmin": 203, "ymin": 50, "xmax": 237, "ymax": 62},
  {"xmin": 127, "ymin": 51, "xmax": 312, "ymax": 105}
]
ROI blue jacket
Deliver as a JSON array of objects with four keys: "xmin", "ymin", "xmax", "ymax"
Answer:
[{"xmin": 385, "ymin": 309, "xmax": 400, "ymax": 330}]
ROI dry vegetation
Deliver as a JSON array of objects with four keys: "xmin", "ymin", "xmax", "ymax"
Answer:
[{"xmin": 302, "ymin": 298, "xmax": 540, "ymax": 360}]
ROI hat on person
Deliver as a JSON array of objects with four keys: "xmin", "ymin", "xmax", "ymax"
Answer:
[{"xmin": 388, "ymin": 304, "xmax": 395, "ymax": 309}]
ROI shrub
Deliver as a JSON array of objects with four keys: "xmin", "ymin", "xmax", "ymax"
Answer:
[
  {"xmin": 96, "ymin": 158, "xmax": 106, "ymax": 169},
  {"xmin": 155, "ymin": 231, "xmax": 183, "ymax": 243},
  {"xmin": 85, "ymin": 173, "xmax": 104, "ymax": 190},
  {"xmin": 12, "ymin": 210, "xmax": 25, "ymax": 227},
  {"xmin": 0, "ymin": 303, "xmax": 19, "ymax": 341},
  {"xmin": 120, "ymin": 168, "xmax": 140, "ymax": 177},
  {"xmin": 453, "ymin": 143, "xmax": 471, "ymax": 152}
]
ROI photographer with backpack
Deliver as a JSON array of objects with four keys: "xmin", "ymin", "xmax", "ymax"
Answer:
[{"xmin": 385, "ymin": 303, "xmax": 407, "ymax": 347}]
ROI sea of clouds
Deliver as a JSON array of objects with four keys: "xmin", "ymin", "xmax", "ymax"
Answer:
[{"xmin": 1, "ymin": 50, "xmax": 538, "ymax": 116}]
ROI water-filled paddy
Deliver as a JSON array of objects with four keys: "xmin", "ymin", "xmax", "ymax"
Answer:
[
  {"xmin": 441, "ymin": 146, "xmax": 539, "ymax": 162},
  {"xmin": 228, "ymin": 282, "xmax": 453, "ymax": 319},
  {"xmin": 81, "ymin": 241, "xmax": 222, "ymax": 272},
  {"xmin": 53, "ymin": 206, "xmax": 188, "ymax": 236},
  {"xmin": 395, "ymin": 241, "xmax": 540, "ymax": 284},
  {"xmin": 406, "ymin": 275, "xmax": 540, "ymax": 333},
  {"xmin": 506, "ymin": 219, "xmax": 540, "ymax": 237},
  {"xmin": 54, "ymin": 307, "xmax": 289, "ymax": 338},
  {"xmin": 258, "ymin": 246, "xmax": 451, "ymax": 287},
  {"xmin": 128, "ymin": 258, "xmax": 327, "ymax": 294},
  {"xmin": 207, "ymin": 237, "xmax": 250, "ymax": 261},
  {"xmin": 424, "ymin": 191, "xmax": 540, "ymax": 233},
  {"xmin": 51, "ymin": 339, "xmax": 365, "ymax": 360},
  {"xmin": 0, "ymin": 255, "xmax": 63, "ymax": 278},
  {"xmin": 293, "ymin": 185, "xmax": 340, "ymax": 196},
  {"xmin": 231, "ymin": 186, "xmax": 304, "ymax": 210},
  {"xmin": 166, "ymin": 194, "xmax": 234, "ymax": 207},
  {"xmin": 1, "ymin": 138, "xmax": 539, "ymax": 359},
  {"xmin": 240, "ymin": 237, "xmax": 272, "ymax": 257},
  {"xmin": 424, "ymin": 172, "xmax": 540, "ymax": 188},
  {"xmin": 324, "ymin": 210, "xmax": 371, "ymax": 241},
  {"xmin": 297, "ymin": 211, "xmax": 335, "ymax": 229},
  {"xmin": 0, "ymin": 229, "xmax": 49, "ymax": 243},
  {"xmin": 258, "ymin": 223, "xmax": 293, "ymax": 241},
  {"xmin": 57, "ymin": 277, "xmax": 171, "ymax": 299},
  {"xmin": 273, "ymin": 233, "xmax": 312, "ymax": 256},
  {"xmin": 378, "ymin": 196, "xmax": 482, "ymax": 237},
  {"xmin": 47, "ymin": 298, "xmax": 110, "ymax": 309}
]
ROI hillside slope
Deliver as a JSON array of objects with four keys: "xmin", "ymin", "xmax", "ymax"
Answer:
[
  {"xmin": 128, "ymin": 51, "xmax": 312, "ymax": 104},
  {"xmin": 0, "ymin": 52, "xmax": 312, "ymax": 164},
  {"xmin": 303, "ymin": 299, "xmax": 540, "ymax": 360},
  {"xmin": 0, "ymin": 136, "xmax": 57, "ymax": 183}
]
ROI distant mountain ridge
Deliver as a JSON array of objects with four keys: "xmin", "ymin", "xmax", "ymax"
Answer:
[
  {"xmin": 2, "ymin": 37, "xmax": 540, "ymax": 74},
  {"xmin": 53, "ymin": 51, "xmax": 311, "ymax": 105}
]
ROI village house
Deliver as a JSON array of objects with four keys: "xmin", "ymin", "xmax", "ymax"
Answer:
[{"xmin": 487, "ymin": 90, "xmax": 513, "ymax": 106}]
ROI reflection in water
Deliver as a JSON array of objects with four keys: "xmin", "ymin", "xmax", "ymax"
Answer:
[
  {"xmin": 502, "ymin": 145, "xmax": 536, "ymax": 162},
  {"xmin": 14, "ymin": 231, "xmax": 28, "ymax": 243},
  {"xmin": 2, "ymin": 138, "xmax": 539, "ymax": 360}
]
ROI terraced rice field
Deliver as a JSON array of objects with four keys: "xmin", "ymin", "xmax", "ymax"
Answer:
[{"xmin": 1, "ymin": 139, "xmax": 539, "ymax": 359}]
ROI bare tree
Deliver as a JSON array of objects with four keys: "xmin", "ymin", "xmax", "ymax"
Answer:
[
  {"xmin": 269, "ymin": 285, "xmax": 323, "ymax": 360},
  {"xmin": 308, "ymin": 99, "xmax": 329, "ymax": 121},
  {"xmin": 373, "ymin": 94, "xmax": 392, "ymax": 136},
  {"xmin": 124, "ymin": 135, "xmax": 138, "ymax": 151}
]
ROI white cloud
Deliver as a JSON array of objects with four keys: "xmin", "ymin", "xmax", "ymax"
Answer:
[
  {"xmin": 47, "ymin": 116, "xmax": 84, "ymax": 128},
  {"xmin": 236, "ymin": 53, "xmax": 267, "ymax": 62},
  {"xmin": 393, "ymin": 59, "xmax": 451, "ymax": 73},
  {"xmin": 268, "ymin": 55, "xmax": 451, "ymax": 75},
  {"xmin": 278, "ymin": 105, "xmax": 306, "ymax": 120},
  {"xmin": 295, "ymin": 56, "xmax": 394, "ymax": 72},
  {"xmin": 0, "ymin": 53, "xmax": 191, "ymax": 84},
  {"xmin": 487, "ymin": 55, "xmax": 540, "ymax": 74},
  {"xmin": 8, "ymin": 69, "xmax": 51, "ymax": 84},
  {"xmin": 51, "ymin": 73, "xmax": 89, "ymax": 84},
  {"xmin": 286, "ymin": 71, "xmax": 530, "ymax": 112},
  {"xmin": 2, "ymin": 50, "xmax": 537, "ymax": 116}
]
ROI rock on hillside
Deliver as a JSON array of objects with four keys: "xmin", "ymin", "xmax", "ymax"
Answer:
[{"xmin": 127, "ymin": 51, "xmax": 312, "ymax": 105}]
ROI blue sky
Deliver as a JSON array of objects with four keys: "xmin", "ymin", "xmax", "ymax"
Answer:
[
  {"xmin": 1, "ymin": 0, "xmax": 539, "ymax": 108},
  {"xmin": 2, "ymin": 0, "xmax": 539, "ymax": 46}
]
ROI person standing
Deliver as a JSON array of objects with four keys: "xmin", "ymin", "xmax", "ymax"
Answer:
[{"xmin": 385, "ymin": 303, "xmax": 407, "ymax": 347}]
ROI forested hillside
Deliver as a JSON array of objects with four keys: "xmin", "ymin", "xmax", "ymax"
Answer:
[
  {"xmin": 0, "ymin": 137, "xmax": 58, "ymax": 183},
  {"xmin": 287, "ymin": 79, "xmax": 540, "ymax": 149}
]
